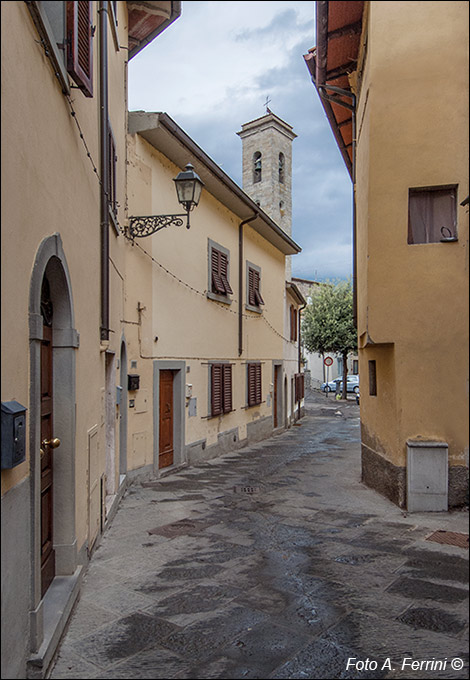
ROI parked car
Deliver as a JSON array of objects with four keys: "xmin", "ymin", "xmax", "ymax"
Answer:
[{"xmin": 321, "ymin": 375, "xmax": 359, "ymax": 393}]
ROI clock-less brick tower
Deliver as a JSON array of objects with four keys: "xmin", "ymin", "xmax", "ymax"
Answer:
[{"xmin": 237, "ymin": 110, "xmax": 297, "ymax": 278}]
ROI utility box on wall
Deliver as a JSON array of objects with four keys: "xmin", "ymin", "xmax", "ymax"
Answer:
[
  {"xmin": 407, "ymin": 440, "xmax": 448, "ymax": 512},
  {"xmin": 1, "ymin": 401, "xmax": 27, "ymax": 469},
  {"xmin": 128, "ymin": 374, "xmax": 140, "ymax": 391}
]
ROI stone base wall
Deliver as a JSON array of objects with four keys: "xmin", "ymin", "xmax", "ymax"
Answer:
[
  {"xmin": 361, "ymin": 444, "xmax": 407, "ymax": 508},
  {"xmin": 362, "ymin": 443, "xmax": 469, "ymax": 510}
]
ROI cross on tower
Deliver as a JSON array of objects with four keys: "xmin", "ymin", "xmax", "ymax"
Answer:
[{"xmin": 264, "ymin": 95, "xmax": 272, "ymax": 113}]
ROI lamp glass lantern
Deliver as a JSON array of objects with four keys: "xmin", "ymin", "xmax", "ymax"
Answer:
[{"xmin": 174, "ymin": 163, "xmax": 204, "ymax": 214}]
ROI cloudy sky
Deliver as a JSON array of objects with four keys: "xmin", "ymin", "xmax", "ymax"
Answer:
[{"xmin": 128, "ymin": 1, "xmax": 353, "ymax": 281}]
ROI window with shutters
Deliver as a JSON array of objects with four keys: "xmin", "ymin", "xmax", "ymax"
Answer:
[
  {"xmin": 210, "ymin": 364, "xmax": 233, "ymax": 417},
  {"xmin": 247, "ymin": 363, "xmax": 262, "ymax": 407},
  {"xmin": 26, "ymin": 2, "xmax": 70, "ymax": 93},
  {"xmin": 207, "ymin": 240, "xmax": 233, "ymax": 304},
  {"xmin": 246, "ymin": 262, "xmax": 264, "ymax": 313},
  {"xmin": 66, "ymin": 0, "xmax": 94, "ymax": 97},
  {"xmin": 108, "ymin": 122, "xmax": 118, "ymax": 230}
]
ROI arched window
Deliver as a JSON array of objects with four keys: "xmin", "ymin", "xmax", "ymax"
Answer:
[
  {"xmin": 279, "ymin": 152, "xmax": 285, "ymax": 183},
  {"xmin": 253, "ymin": 151, "xmax": 262, "ymax": 183}
]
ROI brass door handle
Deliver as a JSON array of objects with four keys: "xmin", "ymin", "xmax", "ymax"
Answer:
[{"xmin": 42, "ymin": 437, "xmax": 61, "ymax": 450}]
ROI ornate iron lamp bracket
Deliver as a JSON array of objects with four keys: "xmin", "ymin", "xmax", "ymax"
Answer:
[{"xmin": 128, "ymin": 212, "xmax": 189, "ymax": 238}]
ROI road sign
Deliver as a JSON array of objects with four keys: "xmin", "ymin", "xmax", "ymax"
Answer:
[{"xmin": 324, "ymin": 356, "xmax": 333, "ymax": 367}]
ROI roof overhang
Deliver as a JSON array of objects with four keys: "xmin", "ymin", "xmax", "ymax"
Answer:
[
  {"xmin": 304, "ymin": 1, "xmax": 365, "ymax": 178},
  {"xmin": 128, "ymin": 111, "xmax": 302, "ymax": 256},
  {"xmin": 286, "ymin": 281, "xmax": 306, "ymax": 306},
  {"xmin": 127, "ymin": 1, "xmax": 181, "ymax": 59}
]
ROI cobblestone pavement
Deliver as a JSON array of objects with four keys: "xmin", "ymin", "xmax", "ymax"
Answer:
[{"xmin": 50, "ymin": 391, "xmax": 469, "ymax": 679}]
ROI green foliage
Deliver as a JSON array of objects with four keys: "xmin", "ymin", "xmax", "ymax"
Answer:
[{"xmin": 302, "ymin": 279, "xmax": 357, "ymax": 356}]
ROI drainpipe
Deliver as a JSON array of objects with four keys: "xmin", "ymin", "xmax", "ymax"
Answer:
[
  {"xmin": 99, "ymin": 1, "xmax": 109, "ymax": 341},
  {"xmin": 238, "ymin": 213, "xmax": 258, "ymax": 356},
  {"xmin": 298, "ymin": 300, "xmax": 307, "ymax": 374}
]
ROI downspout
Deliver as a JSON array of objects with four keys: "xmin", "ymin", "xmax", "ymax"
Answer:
[
  {"xmin": 298, "ymin": 300, "xmax": 307, "ymax": 374},
  {"xmin": 99, "ymin": 1, "xmax": 109, "ymax": 341},
  {"xmin": 238, "ymin": 213, "xmax": 259, "ymax": 356}
]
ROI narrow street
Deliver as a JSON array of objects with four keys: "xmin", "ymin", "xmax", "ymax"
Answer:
[{"xmin": 50, "ymin": 391, "xmax": 469, "ymax": 679}]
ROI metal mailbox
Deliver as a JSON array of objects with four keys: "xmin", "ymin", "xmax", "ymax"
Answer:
[{"xmin": 1, "ymin": 401, "xmax": 27, "ymax": 469}]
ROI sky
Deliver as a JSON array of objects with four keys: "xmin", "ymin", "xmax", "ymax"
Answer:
[{"xmin": 128, "ymin": 1, "xmax": 353, "ymax": 282}]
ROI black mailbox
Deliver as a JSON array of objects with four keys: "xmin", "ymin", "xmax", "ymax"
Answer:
[
  {"xmin": 128, "ymin": 374, "xmax": 140, "ymax": 391},
  {"xmin": 1, "ymin": 401, "xmax": 27, "ymax": 469}
]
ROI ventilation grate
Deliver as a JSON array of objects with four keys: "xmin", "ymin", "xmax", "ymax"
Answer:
[
  {"xmin": 426, "ymin": 530, "xmax": 469, "ymax": 549},
  {"xmin": 234, "ymin": 485, "xmax": 260, "ymax": 495}
]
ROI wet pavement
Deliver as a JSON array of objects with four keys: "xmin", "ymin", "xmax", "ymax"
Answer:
[{"xmin": 50, "ymin": 391, "xmax": 469, "ymax": 679}]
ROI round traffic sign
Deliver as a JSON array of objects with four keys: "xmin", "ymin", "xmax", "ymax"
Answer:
[{"xmin": 324, "ymin": 356, "xmax": 333, "ymax": 367}]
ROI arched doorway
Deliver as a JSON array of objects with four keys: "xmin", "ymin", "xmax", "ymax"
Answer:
[
  {"xmin": 28, "ymin": 235, "xmax": 79, "ymax": 651},
  {"xmin": 119, "ymin": 339, "xmax": 128, "ymax": 481}
]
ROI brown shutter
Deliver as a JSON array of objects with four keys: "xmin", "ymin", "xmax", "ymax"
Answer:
[
  {"xmin": 108, "ymin": 125, "xmax": 117, "ymax": 216},
  {"xmin": 248, "ymin": 268, "xmax": 255, "ymax": 306},
  {"xmin": 290, "ymin": 306, "xmax": 294, "ymax": 340},
  {"xmin": 293, "ymin": 309, "xmax": 297, "ymax": 342},
  {"xmin": 211, "ymin": 249, "xmax": 225, "ymax": 294},
  {"xmin": 67, "ymin": 1, "xmax": 93, "ymax": 98},
  {"xmin": 219, "ymin": 253, "xmax": 233, "ymax": 295},
  {"xmin": 253, "ymin": 270, "xmax": 264, "ymax": 305},
  {"xmin": 223, "ymin": 364, "xmax": 232, "ymax": 413},
  {"xmin": 255, "ymin": 363, "xmax": 262, "ymax": 404},
  {"xmin": 211, "ymin": 365, "xmax": 223, "ymax": 415},
  {"xmin": 247, "ymin": 363, "xmax": 256, "ymax": 406}
]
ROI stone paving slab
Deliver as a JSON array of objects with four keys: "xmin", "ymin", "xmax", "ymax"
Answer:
[{"xmin": 50, "ymin": 391, "xmax": 469, "ymax": 679}]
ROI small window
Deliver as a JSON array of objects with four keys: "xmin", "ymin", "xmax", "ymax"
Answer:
[
  {"xmin": 279, "ymin": 152, "xmax": 285, "ymax": 183},
  {"xmin": 369, "ymin": 360, "xmax": 377, "ymax": 396},
  {"xmin": 408, "ymin": 186, "xmax": 457, "ymax": 244},
  {"xmin": 352, "ymin": 360, "xmax": 359, "ymax": 375},
  {"xmin": 247, "ymin": 363, "xmax": 262, "ymax": 407},
  {"xmin": 253, "ymin": 152, "xmax": 262, "ymax": 183},
  {"xmin": 247, "ymin": 263, "xmax": 264, "ymax": 311},
  {"xmin": 290, "ymin": 305, "xmax": 297, "ymax": 342},
  {"xmin": 211, "ymin": 364, "xmax": 232, "ymax": 416},
  {"xmin": 66, "ymin": 0, "xmax": 94, "ymax": 97}
]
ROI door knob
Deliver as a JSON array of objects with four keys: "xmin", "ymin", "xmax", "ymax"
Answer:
[{"xmin": 42, "ymin": 437, "xmax": 61, "ymax": 449}]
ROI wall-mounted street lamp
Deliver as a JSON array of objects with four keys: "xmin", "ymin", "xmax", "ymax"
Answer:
[{"xmin": 128, "ymin": 164, "xmax": 204, "ymax": 238}]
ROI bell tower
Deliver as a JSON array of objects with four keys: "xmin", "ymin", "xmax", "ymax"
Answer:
[{"xmin": 237, "ymin": 110, "xmax": 296, "ymax": 278}]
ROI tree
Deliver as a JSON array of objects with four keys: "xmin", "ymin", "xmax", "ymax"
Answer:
[{"xmin": 302, "ymin": 280, "xmax": 357, "ymax": 399}]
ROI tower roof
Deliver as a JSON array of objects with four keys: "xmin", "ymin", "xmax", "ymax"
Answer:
[{"xmin": 237, "ymin": 111, "xmax": 297, "ymax": 141}]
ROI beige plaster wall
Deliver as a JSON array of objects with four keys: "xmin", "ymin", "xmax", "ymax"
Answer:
[
  {"xmin": 356, "ymin": 1, "xmax": 469, "ymax": 469},
  {"xmin": 125, "ymin": 133, "xmax": 288, "ymax": 468}
]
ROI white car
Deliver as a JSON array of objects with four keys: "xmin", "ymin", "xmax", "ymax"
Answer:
[{"xmin": 321, "ymin": 375, "xmax": 359, "ymax": 393}]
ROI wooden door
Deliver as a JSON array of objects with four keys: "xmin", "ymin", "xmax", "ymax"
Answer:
[
  {"xmin": 159, "ymin": 370, "xmax": 174, "ymax": 469},
  {"xmin": 273, "ymin": 366, "xmax": 280, "ymax": 428},
  {"xmin": 40, "ymin": 281, "xmax": 55, "ymax": 597}
]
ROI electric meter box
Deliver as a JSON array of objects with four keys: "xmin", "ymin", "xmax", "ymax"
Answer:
[
  {"xmin": 128, "ymin": 374, "xmax": 140, "ymax": 391},
  {"xmin": 1, "ymin": 401, "xmax": 27, "ymax": 469}
]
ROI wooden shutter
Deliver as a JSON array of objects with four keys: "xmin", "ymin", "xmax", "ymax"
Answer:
[
  {"xmin": 290, "ymin": 306, "xmax": 294, "ymax": 341},
  {"xmin": 253, "ymin": 270, "xmax": 264, "ymax": 306},
  {"xmin": 211, "ymin": 249, "xmax": 225, "ymax": 294},
  {"xmin": 67, "ymin": 1, "xmax": 93, "ymax": 98},
  {"xmin": 255, "ymin": 363, "xmax": 262, "ymax": 404},
  {"xmin": 223, "ymin": 364, "xmax": 232, "ymax": 413},
  {"xmin": 211, "ymin": 364, "xmax": 223, "ymax": 416},
  {"xmin": 293, "ymin": 308, "xmax": 297, "ymax": 341},
  {"xmin": 295, "ymin": 373, "xmax": 305, "ymax": 401},
  {"xmin": 247, "ymin": 363, "xmax": 256, "ymax": 406},
  {"xmin": 108, "ymin": 124, "xmax": 117, "ymax": 216},
  {"xmin": 219, "ymin": 253, "xmax": 233, "ymax": 294},
  {"xmin": 248, "ymin": 268, "xmax": 256, "ymax": 306}
]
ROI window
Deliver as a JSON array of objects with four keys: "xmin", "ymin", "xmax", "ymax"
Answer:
[
  {"xmin": 66, "ymin": 1, "xmax": 94, "ymax": 97},
  {"xmin": 27, "ymin": 2, "xmax": 94, "ymax": 97},
  {"xmin": 295, "ymin": 373, "xmax": 304, "ymax": 402},
  {"xmin": 246, "ymin": 262, "xmax": 264, "ymax": 312},
  {"xmin": 208, "ymin": 240, "xmax": 232, "ymax": 303},
  {"xmin": 369, "ymin": 360, "xmax": 377, "ymax": 396},
  {"xmin": 253, "ymin": 152, "xmax": 262, "ymax": 183},
  {"xmin": 352, "ymin": 360, "xmax": 359, "ymax": 375},
  {"xmin": 108, "ymin": 123, "xmax": 118, "ymax": 226},
  {"xmin": 279, "ymin": 152, "xmax": 285, "ymax": 183},
  {"xmin": 210, "ymin": 364, "xmax": 232, "ymax": 416},
  {"xmin": 247, "ymin": 363, "xmax": 262, "ymax": 407},
  {"xmin": 290, "ymin": 305, "xmax": 297, "ymax": 342},
  {"xmin": 408, "ymin": 186, "xmax": 457, "ymax": 244}
]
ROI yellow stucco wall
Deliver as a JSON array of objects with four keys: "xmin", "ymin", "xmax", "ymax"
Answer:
[
  {"xmin": 356, "ymin": 1, "xmax": 469, "ymax": 469},
  {"xmin": 125, "ymin": 133, "xmax": 288, "ymax": 468}
]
